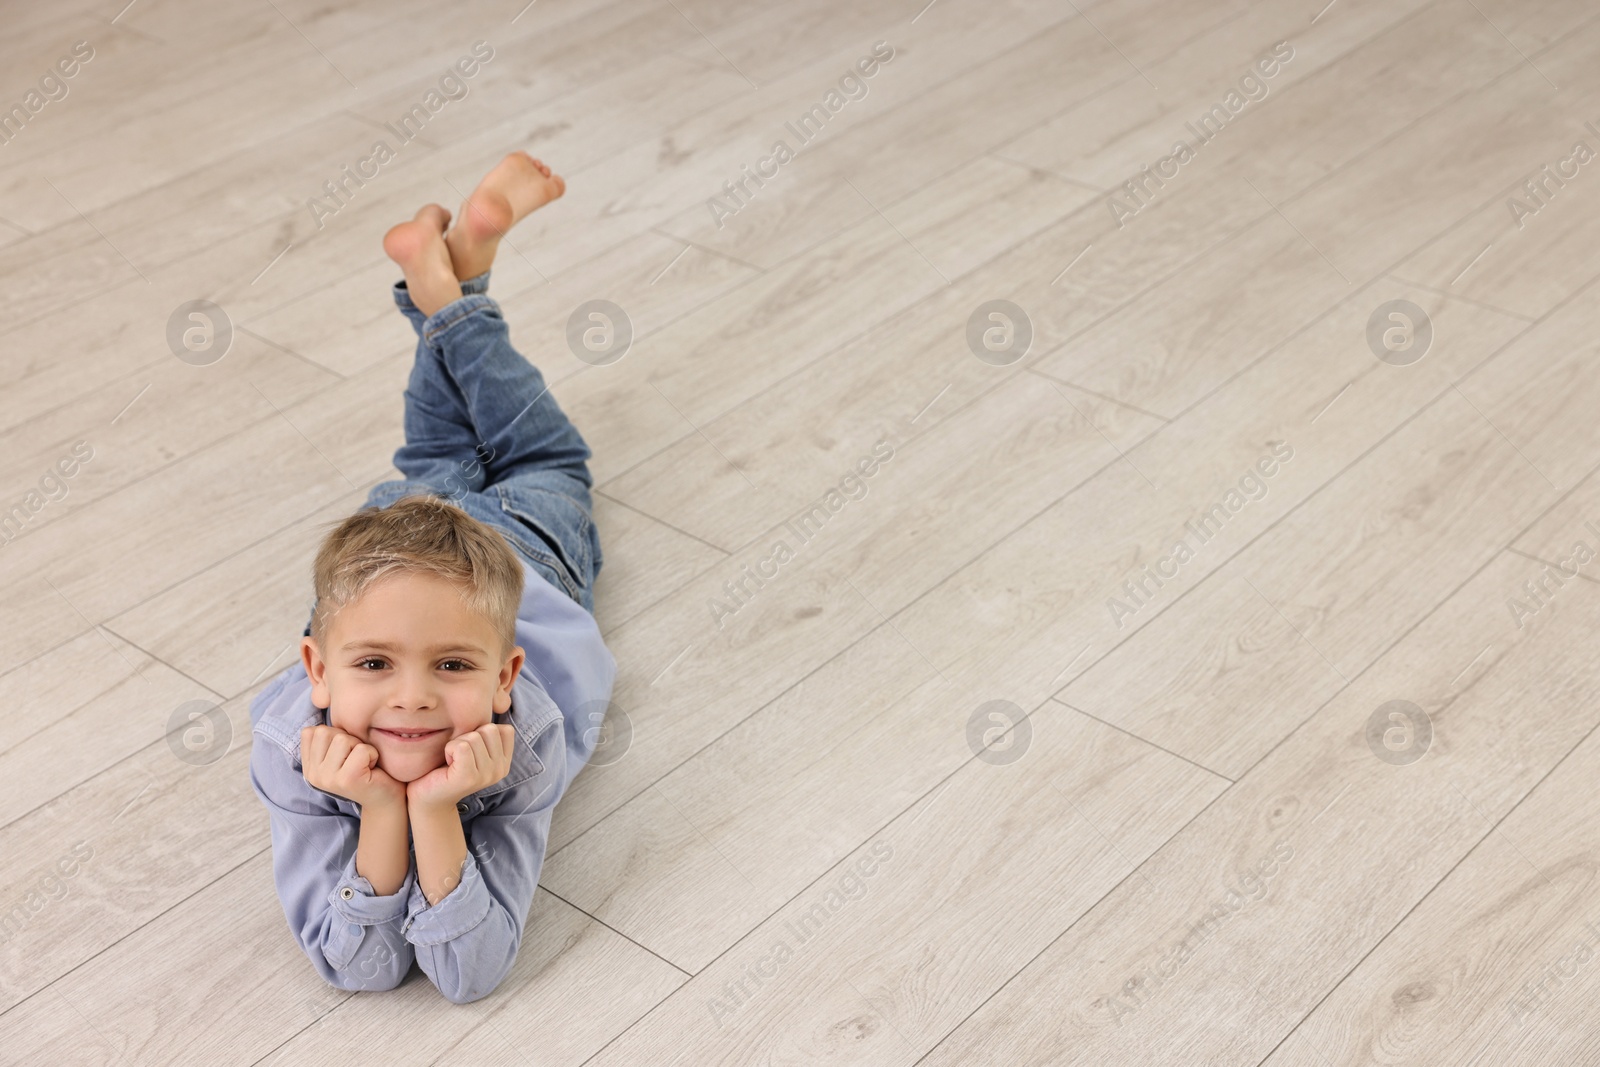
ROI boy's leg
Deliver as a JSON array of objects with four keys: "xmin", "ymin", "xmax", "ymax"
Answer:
[
  {"xmin": 387, "ymin": 274, "xmax": 497, "ymax": 500},
  {"xmin": 417, "ymin": 288, "xmax": 602, "ymax": 609},
  {"xmin": 374, "ymin": 205, "xmax": 491, "ymax": 500},
  {"xmin": 379, "ymin": 153, "xmax": 572, "ymax": 498},
  {"xmin": 369, "ymin": 163, "xmax": 600, "ymax": 608}
]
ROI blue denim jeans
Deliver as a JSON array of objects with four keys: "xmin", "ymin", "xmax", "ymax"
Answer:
[{"xmin": 311, "ymin": 271, "xmax": 602, "ymax": 628}]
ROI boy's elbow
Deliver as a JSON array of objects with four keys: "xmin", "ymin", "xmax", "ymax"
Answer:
[
  {"xmin": 442, "ymin": 983, "xmax": 491, "ymax": 1005},
  {"xmin": 440, "ymin": 961, "xmax": 513, "ymax": 1004},
  {"xmin": 441, "ymin": 972, "xmax": 508, "ymax": 1004},
  {"xmin": 325, "ymin": 964, "xmax": 409, "ymax": 994},
  {"xmin": 362, "ymin": 968, "xmax": 410, "ymax": 994},
  {"xmin": 317, "ymin": 939, "xmax": 414, "ymax": 994},
  {"xmin": 419, "ymin": 906, "xmax": 521, "ymax": 1003}
]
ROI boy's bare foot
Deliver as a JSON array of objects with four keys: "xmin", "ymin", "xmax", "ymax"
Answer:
[
  {"xmin": 445, "ymin": 152, "xmax": 566, "ymax": 281},
  {"xmin": 383, "ymin": 204, "xmax": 463, "ymax": 317}
]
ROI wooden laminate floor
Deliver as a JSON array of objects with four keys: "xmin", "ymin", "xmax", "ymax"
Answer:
[{"xmin": 3, "ymin": 0, "xmax": 1600, "ymax": 1063}]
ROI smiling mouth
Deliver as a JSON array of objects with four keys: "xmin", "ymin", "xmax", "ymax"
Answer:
[{"xmin": 373, "ymin": 727, "xmax": 445, "ymax": 742}]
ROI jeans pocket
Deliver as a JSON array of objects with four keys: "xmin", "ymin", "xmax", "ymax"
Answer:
[{"xmin": 494, "ymin": 483, "xmax": 595, "ymax": 597}]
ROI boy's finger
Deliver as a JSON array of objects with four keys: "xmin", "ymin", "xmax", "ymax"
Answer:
[
  {"xmin": 478, "ymin": 724, "xmax": 507, "ymax": 765},
  {"xmin": 468, "ymin": 738, "xmax": 494, "ymax": 779},
  {"xmin": 303, "ymin": 725, "xmax": 329, "ymax": 765},
  {"xmin": 326, "ymin": 731, "xmax": 354, "ymax": 765},
  {"xmin": 341, "ymin": 742, "xmax": 377, "ymax": 774}
]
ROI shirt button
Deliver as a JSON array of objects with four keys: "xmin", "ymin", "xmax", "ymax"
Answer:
[
  {"xmin": 348, "ymin": 922, "xmax": 362, "ymax": 936},
  {"xmin": 457, "ymin": 801, "xmax": 469, "ymax": 814},
  {"xmin": 340, "ymin": 887, "xmax": 354, "ymax": 900}
]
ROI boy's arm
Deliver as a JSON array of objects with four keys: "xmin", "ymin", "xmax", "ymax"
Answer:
[
  {"xmin": 411, "ymin": 800, "xmax": 469, "ymax": 906},
  {"xmin": 248, "ymin": 732, "xmax": 418, "ymax": 992},
  {"xmin": 356, "ymin": 797, "xmax": 411, "ymax": 896},
  {"xmin": 400, "ymin": 715, "xmax": 568, "ymax": 1004}
]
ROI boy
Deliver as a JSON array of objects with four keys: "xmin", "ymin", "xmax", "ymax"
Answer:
[{"xmin": 248, "ymin": 153, "xmax": 616, "ymax": 1004}]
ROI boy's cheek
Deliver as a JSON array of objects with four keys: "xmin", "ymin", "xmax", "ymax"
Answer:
[{"xmin": 323, "ymin": 696, "xmax": 361, "ymax": 734}]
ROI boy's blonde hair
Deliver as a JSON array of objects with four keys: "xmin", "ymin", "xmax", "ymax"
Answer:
[{"xmin": 308, "ymin": 494, "xmax": 524, "ymax": 658}]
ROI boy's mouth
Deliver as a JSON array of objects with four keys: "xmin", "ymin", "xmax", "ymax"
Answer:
[{"xmin": 372, "ymin": 727, "xmax": 446, "ymax": 743}]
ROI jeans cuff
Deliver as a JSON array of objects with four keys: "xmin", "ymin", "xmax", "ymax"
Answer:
[
  {"xmin": 421, "ymin": 292, "xmax": 500, "ymax": 345},
  {"xmin": 392, "ymin": 270, "xmax": 491, "ymax": 316}
]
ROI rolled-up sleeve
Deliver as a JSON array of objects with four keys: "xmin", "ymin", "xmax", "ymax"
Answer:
[
  {"xmin": 249, "ymin": 732, "xmax": 416, "ymax": 992},
  {"xmin": 400, "ymin": 715, "xmax": 567, "ymax": 1004}
]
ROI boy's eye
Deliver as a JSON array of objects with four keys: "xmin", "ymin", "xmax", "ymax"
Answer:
[
  {"xmin": 352, "ymin": 657, "xmax": 473, "ymax": 671},
  {"xmin": 355, "ymin": 655, "xmax": 470, "ymax": 671}
]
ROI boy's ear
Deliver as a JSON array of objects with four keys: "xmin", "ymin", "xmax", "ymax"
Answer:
[
  {"xmin": 494, "ymin": 645, "xmax": 525, "ymax": 715},
  {"xmin": 301, "ymin": 636, "xmax": 331, "ymax": 709}
]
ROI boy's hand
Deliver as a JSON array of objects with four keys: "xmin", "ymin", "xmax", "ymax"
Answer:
[
  {"xmin": 300, "ymin": 724, "xmax": 407, "ymax": 810},
  {"xmin": 406, "ymin": 724, "xmax": 516, "ymax": 811}
]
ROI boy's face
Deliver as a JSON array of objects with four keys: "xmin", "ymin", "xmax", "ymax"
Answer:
[{"xmin": 300, "ymin": 570, "xmax": 524, "ymax": 784}]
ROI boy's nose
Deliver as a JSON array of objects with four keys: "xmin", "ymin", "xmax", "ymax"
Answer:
[{"xmin": 389, "ymin": 668, "xmax": 439, "ymax": 708}]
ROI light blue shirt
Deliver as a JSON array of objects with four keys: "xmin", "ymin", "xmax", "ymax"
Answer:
[{"xmin": 248, "ymin": 558, "xmax": 615, "ymax": 1003}]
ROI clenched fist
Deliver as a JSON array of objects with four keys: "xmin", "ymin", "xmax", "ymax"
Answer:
[
  {"xmin": 300, "ymin": 724, "xmax": 407, "ymax": 811},
  {"xmin": 406, "ymin": 724, "xmax": 517, "ymax": 811}
]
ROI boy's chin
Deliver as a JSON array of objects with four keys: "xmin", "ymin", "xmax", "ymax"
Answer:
[{"xmin": 378, "ymin": 753, "xmax": 446, "ymax": 784}]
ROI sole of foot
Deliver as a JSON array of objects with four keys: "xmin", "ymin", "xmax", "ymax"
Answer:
[
  {"xmin": 383, "ymin": 204, "xmax": 462, "ymax": 317},
  {"xmin": 446, "ymin": 152, "xmax": 566, "ymax": 280}
]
